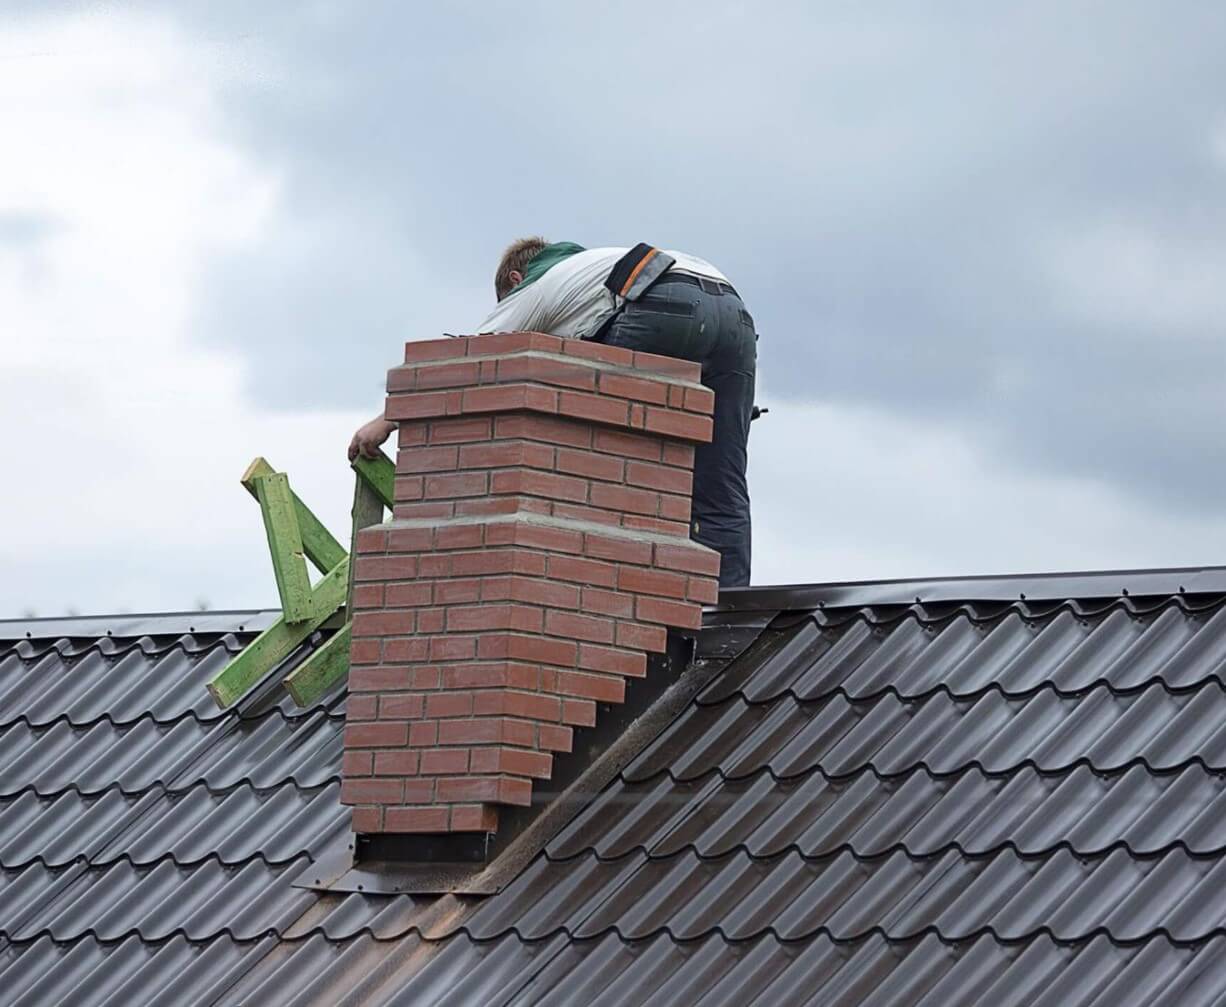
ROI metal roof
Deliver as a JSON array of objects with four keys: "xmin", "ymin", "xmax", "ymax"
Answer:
[{"xmin": 5, "ymin": 575, "xmax": 1226, "ymax": 1004}]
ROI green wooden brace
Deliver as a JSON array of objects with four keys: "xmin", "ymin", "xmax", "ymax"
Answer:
[
  {"xmin": 251, "ymin": 471, "xmax": 314, "ymax": 623},
  {"xmin": 242, "ymin": 457, "xmax": 346, "ymax": 574},
  {"xmin": 207, "ymin": 557, "xmax": 349, "ymax": 710}
]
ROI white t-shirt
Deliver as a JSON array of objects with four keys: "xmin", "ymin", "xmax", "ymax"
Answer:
[{"xmin": 475, "ymin": 247, "xmax": 729, "ymax": 341}]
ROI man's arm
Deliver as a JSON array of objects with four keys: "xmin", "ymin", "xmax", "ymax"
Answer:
[{"xmin": 348, "ymin": 410, "xmax": 396, "ymax": 462}]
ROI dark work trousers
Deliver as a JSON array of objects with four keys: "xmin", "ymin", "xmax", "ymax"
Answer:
[{"xmin": 598, "ymin": 274, "xmax": 756, "ymax": 587}]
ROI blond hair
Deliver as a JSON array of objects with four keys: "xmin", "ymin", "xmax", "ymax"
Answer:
[{"xmin": 494, "ymin": 236, "xmax": 549, "ymax": 300}]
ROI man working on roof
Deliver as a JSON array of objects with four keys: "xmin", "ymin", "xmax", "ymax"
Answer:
[{"xmin": 349, "ymin": 238, "xmax": 756, "ymax": 587}]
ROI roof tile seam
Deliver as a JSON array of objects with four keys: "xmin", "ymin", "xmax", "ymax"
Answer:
[
  {"xmin": 0, "ymin": 635, "xmax": 254, "ymax": 661},
  {"xmin": 0, "ymin": 773, "xmax": 343, "ymax": 801},
  {"xmin": 803, "ymin": 593, "xmax": 1226, "ymax": 629},
  {"xmin": 0, "ymin": 845, "xmax": 335, "ymax": 872},
  {"xmin": 696, "ymin": 676, "xmax": 1226, "ymax": 710},
  {"xmin": 8, "ymin": 922, "xmax": 1226, "ymax": 951},
  {"xmin": 0, "ymin": 706, "xmax": 347, "ymax": 733},
  {"xmin": 625, "ymin": 754, "xmax": 1226, "ymax": 786},
  {"xmin": 540, "ymin": 838, "xmax": 1226, "ymax": 866}
]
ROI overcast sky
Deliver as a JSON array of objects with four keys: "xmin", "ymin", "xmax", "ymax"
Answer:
[{"xmin": 3, "ymin": 1, "xmax": 1225, "ymax": 617}]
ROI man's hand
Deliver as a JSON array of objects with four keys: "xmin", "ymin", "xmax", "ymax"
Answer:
[{"xmin": 348, "ymin": 415, "xmax": 396, "ymax": 462}]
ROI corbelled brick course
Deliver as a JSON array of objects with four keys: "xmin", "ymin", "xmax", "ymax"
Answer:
[{"xmin": 342, "ymin": 331, "xmax": 719, "ymax": 838}]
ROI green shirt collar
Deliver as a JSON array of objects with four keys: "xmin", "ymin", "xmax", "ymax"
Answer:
[{"xmin": 513, "ymin": 241, "xmax": 586, "ymax": 292}]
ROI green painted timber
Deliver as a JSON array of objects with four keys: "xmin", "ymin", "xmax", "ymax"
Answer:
[
  {"xmin": 242, "ymin": 457, "xmax": 346, "ymax": 573},
  {"xmin": 252, "ymin": 472, "xmax": 314, "ymax": 623},
  {"xmin": 282, "ymin": 622, "xmax": 351, "ymax": 707},
  {"xmin": 206, "ymin": 557, "xmax": 349, "ymax": 710},
  {"xmin": 351, "ymin": 451, "xmax": 395, "ymax": 509}
]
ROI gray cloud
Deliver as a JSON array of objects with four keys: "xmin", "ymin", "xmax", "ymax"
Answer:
[{"xmin": 157, "ymin": 1, "xmax": 1226, "ymax": 511}]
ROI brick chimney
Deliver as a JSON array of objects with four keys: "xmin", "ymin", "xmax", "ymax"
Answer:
[{"xmin": 340, "ymin": 331, "xmax": 719, "ymax": 849}]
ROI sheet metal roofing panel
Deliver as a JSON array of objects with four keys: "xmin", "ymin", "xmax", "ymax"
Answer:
[{"xmin": 0, "ymin": 618, "xmax": 431, "ymax": 1007}]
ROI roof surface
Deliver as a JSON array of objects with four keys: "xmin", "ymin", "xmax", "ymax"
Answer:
[{"xmin": 6, "ymin": 567, "xmax": 1226, "ymax": 1005}]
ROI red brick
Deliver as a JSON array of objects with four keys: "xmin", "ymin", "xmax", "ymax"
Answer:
[
  {"xmin": 630, "ymin": 349, "xmax": 701, "ymax": 381},
  {"xmin": 346, "ymin": 694, "xmax": 378, "ymax": 720},
  {"xmin": 413, "ymin": 358, "xmax": 481, "ymax": 390},
  {"xmin": 396, "ymin": 444, "xmax": 459, "ymax": 473},
  {"xmin": 387, "ymin": 526, "xmax": 433, "ymax": 552},
  {"xmin": 556, "ymin": 389, "xmax": 629, "ymax": 428},
  {"xmin": 618, "ymin": 565, "xmax": 688, "ymax": 598},
  {"xmin": 452, "ymin": 548, "xmax": 547, "ymax": 577},
  {"xmin": 462, "ymin": 383, "xmax": 558, "ymax": 416},
  {"xmin": 397, "ymin": 422, "xmax": 429, "ymax": 447},
  {"xmin": 409, "ymin": 721, "xmax": 439, "ymax": 747},
  {"xmin": 473, "ymin": 689, "xmax": 561, "ymax": 721},
  {"xmin": 668, "ymin": 385, "xmax": 684, "ymax": 408},
  {"xmin": 556, "ymin": 670, "xmax": 625, "ymax": 703},
  {"xmin": 622, "ymin": 514, "xmax": 690, "ymax": 536},
  {"xmin": 468, "ymin": 747, "xmax": 554, "ymax": 778},
  {"xmin": 407, "ymin": 666, "xmax": 441, "ymax": 690},
  {"xmin": 684, "ymin": 385, "xmax": 715, "ymax": 413},
  {"xmin": 450, "ymin": 804, "xmax": 499, "ymax": 832},
  {"xmin": 494, "ymin": 633, "xmax": 578, "ymax": 668},
  {"xmin": 387, "ymin": 366, "xmax": 417, "ymax": 392},
  {"xmin": 560, "ymin": 338, "xmax": 634, "ymax": 365},
  {"xmin": 442, "ymin": 661, "xmax": 540, "ymax": 690},
  {"xmin": 659, "ymin": 494, "xmax": 691, "ymax": 522},
  {"xmin": 417, "ymin": 554, "xmax": 452, "ymax": 578},
  {"xmin": 372, "ymin": 749, "xmax": 421, "ymax": 775},
  {"xmin": 348, "ymin": 666, "xmax": 411, "ymax": 691},
  {"xmin": 345, "ymin": 721, "xmax": 407, "ymax": 748},
  {"xmin": 429, "ymin": 635, "xmax": 477, "ymax": 661},
  {"xmin": 562, "ymin": 698, "xmax": 598, "ymax": 727},
  {"xmin": 434, "ymin": 523, "xmax": 484, "ymax": 550},
  {"xmin": 578, "ymin": 643, "xmax": 647, "ymax": 677},
  {"xmin": 351, "ymin": 805, "xmax": 383, "ymax": 832},
  {"xmin": 466, "ymin": 331, "xmax": 564, "ymax": 356},
  {"xmin": 340, "ymin": 778, "xmax": 404, "ymax": 805},
  {"xmin": 384, "ymin": 637, "xmax": 429, "ymax": 662},
  {"xmin": 537, "ymin": 723, "xmax": 573, "ymax": 752},
  {"xmin": 404, "ymin": 337, "xmax": 468, "ymax": 363},
  {"xmin": 590, "ymin": 483, "xmax": 659, "ymax": 517},
  {"xmin": 394, "ymin": 475, "xmax": 424, "ymax": 501},
  {"xmin": 425, "ymin": 691, "xmax": 474, "ymax": 718},
  {"xmin": 498, "ymin": 575, "xmax": 580, "ymax": 609},
  {"xmin": 435, "ymin": 775, "xmax": 532, "ymax": 806},
  {"xmin": 424, "ymin": 471, "xmax": 488, "ymax": 499},
  {"xmin": 351, "ymin": 583, "xmax": 385, "ymax": 610},
  {"xmin": 654, "ymin": 542, "xmax": 722, "ymax": 576},
  {"xmin": 548, "ymin": 553, "xmax": 618, "ymax": 588},
  {"xmin": 616, "ymin": 621, "xmax": 668, "ymax": 652},
  {"xmin": 598, "ymin": 370, "xmax": 670, "ymax": 405},
  {"xmin": 429, "ymin": 416, "xmax": 492, "ymax": 443},
  {"xmin": 583, "ymin": 533, "xmax": 653, "ymax": 566},
  {"xmin": 509, "ymin": 521, "xmax": 584, "ymax": 553},
  {"xmin": 643, "ymin": 406, "xmax": 713, "ymax": 443},
  {"xmin": 355, "ymin": 556, "xmax": 417, "ymax": 584},
  {"xmin": 545, "ymin": 609, "xmax": 615, "ymax": 645},
  {"xmin": 626, "ymin": 460, "xmax": 692, "ymax": 494},
  {"xmin": 420, "ymin": 748, "xmax": 470, "ymax": 774},
  {"xmin": 392, "ymin": 501, "xmax": 456, "ymax": 520},
  {"xmin": 385, "ymin": 390, "xmax": 452, "ymax": 421},
  {"xmin": 556, "ymin": 447, "xmax": 625, "ymax": 482},
  {"xmin": 495, "ymin": 413, "xmax": 592, "ymax": 448},
  {"xmin": 459, "ymin": 439, "xmax": 555, "ymax": 470},
  {"xmin": 492, "ymin": 468, "xmax": 589, "ymax": 503},
  {"xmin": 496, "ymin": 354, "xmax": 597, "ymax": 391},
  {"xmin": 437, "ymin": 717, "xmax": 535, "ymax": 746},
  {"xmin": 384, "ymin": 805, "xmax": 450, "ymax": 832},
  {"xmin": 356, "ymin": 526, "xmax": 388, "ymax": 553},
  {"xmin": 636, "ymin": 595, "xmax": 702, "ymax": 629},
  {"xmin": 342, "ymin": 750, "xmax": 373, "ymax": 776},
  {"xmin": 385, "ymin": 582, "xmax": 433, "ymax": 607},
  {"xmin": 352, "ymin": 610, "xmax": 411, "ymax": 638},
  {"xmin": 580, "ymin": 587, "xmax": 634, "ymax": 618},
  {"xmin": 662, "ymin": 442, "xmax": 695, "ymax": 468},
  {"xmin": 446, "ymin": 604, "xmax": 543, "ymax": 633},
  {"xmin": 688, "ymin": 576, "xmax": 720, "ymax": 604},
  {"xmin": 348, "ymin": 638, "xmax": 382, "ymax": 666},
  {"xmin": 551, "ymin": 502, "xmax": 622, "ymax": 528},
  {"xmin": 402, "ymin": 779, "xmax": 436, "ymax": 803}
]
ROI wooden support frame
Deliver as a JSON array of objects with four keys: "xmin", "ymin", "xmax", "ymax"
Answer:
[{"xmin": 206, "ymin": 451, "xmax": 396, "ymax": 710}]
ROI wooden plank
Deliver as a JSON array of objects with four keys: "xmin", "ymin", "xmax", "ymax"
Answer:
[
  {"xmin": 242, "ymin": 457, "xmax": 346, "ymax": 573},
  {"xmin": 351, "ymin": 451, "xmax": 395, "ymax": 510},
  {"xmin": 253, "ymin": 472, "xmax": 314, "ymax": 623},
  {"xmin": 207, "ymin": 558, "xmax": 349, "ymax": 709},
  {"xmin": 283, "ymin": 622, "xmax": 351, "ymax": 707}
]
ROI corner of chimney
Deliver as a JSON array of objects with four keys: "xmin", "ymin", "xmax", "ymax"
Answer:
[{"xmin": 339, "ymin": 331, "xmax": 719, "ymax": 860}]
